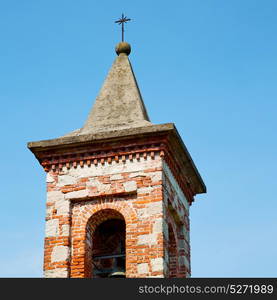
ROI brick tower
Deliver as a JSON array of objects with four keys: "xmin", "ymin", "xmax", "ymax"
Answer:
[{"xmin": 28, "ymin": 41, "xmax": 206, "ymax": 278}]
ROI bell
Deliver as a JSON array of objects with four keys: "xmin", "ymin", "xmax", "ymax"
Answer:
[{"xmin": 108, "ymin": 268, "xmax": 125, "ymax": 278}]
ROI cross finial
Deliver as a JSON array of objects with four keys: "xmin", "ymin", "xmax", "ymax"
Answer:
[{"xmin": 115, "ymin": 13, "xmax": 131, "ymax": 42}]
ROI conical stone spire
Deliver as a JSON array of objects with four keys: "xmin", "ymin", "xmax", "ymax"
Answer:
[{"xmin": 78, "ymin": 42, "xmax": 152, "ymax": 135}]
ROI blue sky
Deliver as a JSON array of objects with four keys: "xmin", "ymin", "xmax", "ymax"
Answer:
[{"xmin": 0, "ymin": 0, "xmax": 276, "ymax": 277}]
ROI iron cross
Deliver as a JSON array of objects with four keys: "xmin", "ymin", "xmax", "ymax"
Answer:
[{"xmin": 115, "ymin": 14, "xmax": 131, "ymax": 42}]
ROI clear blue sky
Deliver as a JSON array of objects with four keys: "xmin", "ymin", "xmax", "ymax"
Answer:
[{"xmin": 0, "ymin": 0, "xmax": 276, "ymax": 277}]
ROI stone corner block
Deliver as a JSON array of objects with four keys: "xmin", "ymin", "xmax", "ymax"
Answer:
[
  {"xmin": 47, "ymin": 191, "xmax": 64, "ymax": 203},
  {"xmin": 45, "ymin": 219, "xmax": 59, "ymax": 237},
  {"xmin": 46, "ymin": 173, "xmax": 55, "ymax": 183},
  {"xmin": 51, "ymin": 245, "xmax": 70, "ymax": 263},
  {"xmin": 44, "ymin": 268, "xmax": 68, "ymax": 278},
  {"xmin": 137, "ymin": 233, "xmax": 157, "ymax": 245},
  {"xmin": 151, "ymin": 257, "xmax": 164, "ymax": 272},
  {"xmin": 123, "ymin": 181, "xmax": 137, "ymax": 192},
  {"xmin": 137, "ymin": 263, "xmax": 149, "ymax": 274},
  {"xmin": 64, "ymin": 189, "xmax": 88, "ymax": 200}
]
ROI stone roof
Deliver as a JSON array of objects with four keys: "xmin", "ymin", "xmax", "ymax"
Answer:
[{"xmin": 64, "ymin": 46, "xmax": 152, "ymax": 137}]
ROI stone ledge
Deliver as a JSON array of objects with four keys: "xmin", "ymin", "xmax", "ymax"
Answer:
[
  {"xmin": 27, "ymin": 123, "xmax": 174, "ymax": 150},
  {"xmin": 69, "ymin": 190, "xmax": 137, "ymax": 202}
]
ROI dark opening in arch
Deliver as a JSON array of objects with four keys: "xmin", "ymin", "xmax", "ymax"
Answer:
[
  {"xmin": 168, "ymin": 223, "xmax": 178, "ymax": 277},
  {"xmin": 92, "ymin": 218, "xmax": 126, "ymax": 278}
]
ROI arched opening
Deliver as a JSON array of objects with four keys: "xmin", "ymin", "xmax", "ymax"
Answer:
[
  {"xmin": 92, "ymin": 218, "xmax": 126, "ymax": 278},
  {"xmin": 168, "ymin": 223, "xmax": 178, "ymax": 277},
  {"xmin": 86, "ymin": 209, "xmax": 126, "ymax": 278}
]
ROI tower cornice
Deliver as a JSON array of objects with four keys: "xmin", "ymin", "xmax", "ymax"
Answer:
[{"xmin": 28, "ymin": 123, "xmax": 206, "ymax": 204}]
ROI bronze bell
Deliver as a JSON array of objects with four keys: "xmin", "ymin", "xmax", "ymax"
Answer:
[{"xmin": 108, "ymin": 268, "xmax": 126, "ymax": 278}]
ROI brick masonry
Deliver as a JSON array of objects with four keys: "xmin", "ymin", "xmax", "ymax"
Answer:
[{"xmin": 37, "ymin": 134, "xmax": 195, "ymax": 278}]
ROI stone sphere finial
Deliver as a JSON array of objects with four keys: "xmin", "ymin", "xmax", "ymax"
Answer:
[{"xmin": 115, "ymin": 42, "xmax": 131, "ymax": 56}]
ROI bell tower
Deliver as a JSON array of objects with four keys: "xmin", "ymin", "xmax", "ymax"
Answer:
[{"xmin": 28, "ymin": 40, "xmax": 206, "ymax": 278}]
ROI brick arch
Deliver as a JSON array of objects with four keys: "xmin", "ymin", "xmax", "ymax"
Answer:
[
  {"xmin": 164, "ymin": 207, "xmax": 180, "ymax": 278},
  {"xmin": 168, "ymin": 222, "xmax": 178, "ymax": 277},
  {"xmin": 85, "ymin": 208, "xmax": 126, "ymax": 278},
  {"xmin": 70, "ymin": 198, "xmax": 138, "ymax": 278},
  {"xmin": 80, "ymin": 200, "xmax": 137, "ymax": 226},
  {"xmin": 86, "ymin": 208, "xmax": 125, "ymax": 233}
]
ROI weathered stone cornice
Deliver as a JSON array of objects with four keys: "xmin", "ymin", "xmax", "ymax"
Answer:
[{"xmin": 27, "ymin": 123, "xmax": 206, "ymax": 201}]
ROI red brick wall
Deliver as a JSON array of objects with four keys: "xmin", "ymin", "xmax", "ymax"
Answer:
[{"xmin": 42, "ymin": 145, "xmax": 191, "ymax": 278}]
